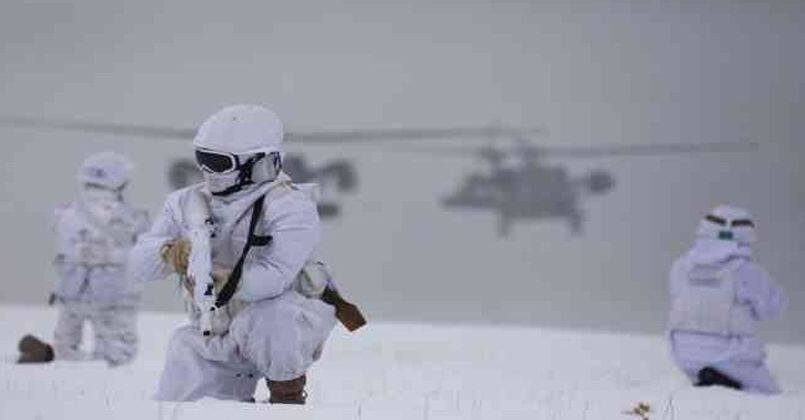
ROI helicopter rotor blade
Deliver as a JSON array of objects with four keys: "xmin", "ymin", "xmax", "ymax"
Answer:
[
  {"xmin": 393, "ymin": 140, "xmax": 759, "ymax": 159},
  {"xmin": 0, "ymin": 115, "xmax": 546, "ymax": 144},
  {"xmin": 288, "ymin": 126, "xmax": 546, "ymax": 143},
  {"xmin": 390, "ymin": 147, "xmax": 488, "ymax": 158},
  {"xmin": 539, "ymin": 141, "xmax": 759, "ymax": 158},
  {"xmin": 0, "ymin": 116, "xmax": 195, "ymax": 140}
]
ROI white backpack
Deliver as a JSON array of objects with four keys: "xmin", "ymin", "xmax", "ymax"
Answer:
[{"xmin": 669, "ymin": 259, "xmax": 757, "ymax": 336}]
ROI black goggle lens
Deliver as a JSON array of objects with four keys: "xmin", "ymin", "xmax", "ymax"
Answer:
[
  {"xmin": 195, "ymin": 150, "xmax": 236, "ymax": 173},
  {"xmin": 705, "ymin": 214, "xmax": 727, "ymax": 226},
  {"xmin": 731, "ymin": 219, "xmax": 754, "ymax": 228}
]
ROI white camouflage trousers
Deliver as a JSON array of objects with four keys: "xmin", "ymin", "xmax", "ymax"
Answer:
[
  {"xmin": 155, "ymin": 291, "xmax": 336, "ymax": 401},
  {"xmin": 670, "ymin": 331, "xmax": 781, "ymax": 394},
  {"xmin": 53, "ymin": 295, "xmax": 140, "ymax": 367}
]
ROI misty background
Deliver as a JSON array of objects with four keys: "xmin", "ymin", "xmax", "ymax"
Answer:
[{"xmin": 1, "ymin": 1, "xmax": 802, "ymax": 342}]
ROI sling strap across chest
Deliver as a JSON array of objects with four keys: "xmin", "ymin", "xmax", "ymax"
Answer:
[
  {"xmin": 215, "ymin": 195, "xmax": 270, "ymax": 307},
  {"xmin": 214, "ymin": 191, "xmax": 367, "ymax": 332}
]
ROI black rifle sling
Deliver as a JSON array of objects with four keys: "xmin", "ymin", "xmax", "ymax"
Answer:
[{"xmin": 216, "ymin": 195, "xmax": 271, "ymax": 307}]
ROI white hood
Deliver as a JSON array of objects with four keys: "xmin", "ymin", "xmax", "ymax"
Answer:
[{"xmin": 685, "ymin": 237, "xmax": 752, "ymax": 266}]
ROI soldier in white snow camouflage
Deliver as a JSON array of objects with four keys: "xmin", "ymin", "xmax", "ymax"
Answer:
[
  {"xmin": 130, "ymin": 105, "xmax": 364, "ymax": 404},
  {"xmin": 668, "ymin": 205, "xmax": 787, "ymax": 394},
  {"xmin": 17, "ymin": 151, "xmax": 150, "ymax": 366}
]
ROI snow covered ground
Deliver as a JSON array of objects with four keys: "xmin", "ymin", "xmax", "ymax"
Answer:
[{"xmin": 2, "ymin": 304, "xmax": 804, "ymax": 419}]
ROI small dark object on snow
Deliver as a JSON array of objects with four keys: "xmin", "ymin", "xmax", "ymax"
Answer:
[
  {"xmin": 17, "ymin": 334, "xmax": 54, "ymax": 364},
  {"xmin": 696, "ymin": 367, "xmax": 743, "ymax": 390},
  {"xmin": 623, "ymin": 402, "xmax": 651, "ymax": 420}
]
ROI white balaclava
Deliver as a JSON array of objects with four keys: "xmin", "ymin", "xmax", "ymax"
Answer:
[
  {"xmin": 193, "ymin": 105, "xmax": 284, "ymax": 200},
  {"xmin": 76, "ymin": 151, "xmax": 133, "ymax": 223},
  {"xmin": 688, "ymin": 205, "xmax": 757, "ymax": 264}
]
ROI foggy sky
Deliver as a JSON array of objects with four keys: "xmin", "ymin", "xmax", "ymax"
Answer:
[{"xmin": 1, "ymin": 1, "xmax": 803, "ymax": 342}]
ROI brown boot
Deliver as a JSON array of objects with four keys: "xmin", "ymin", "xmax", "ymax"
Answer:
[
  {"xmin": 267, "ymin": 375, "xmax": 307, "ymax": 404},
  {"xmin": 17, "ymin": 335, "xmax": 54, "ymax": 364}
]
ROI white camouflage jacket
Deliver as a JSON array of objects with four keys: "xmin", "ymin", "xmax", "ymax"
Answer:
[
  {"xmin": 128, "ymin": 173, "xmax": 321, "ymax": 332},
  {"xmin": 53, "ymin": 201, "xmax": 150, "ymax": 301}
]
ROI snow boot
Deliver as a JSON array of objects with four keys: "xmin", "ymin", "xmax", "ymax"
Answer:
[
  {"xmin": 267, "ymin": 375, "xmax": 307, "ymax": 404},
  {"xmin": 17, "ymin": 334, "xmax": 54, "ymax": 364},
  {"xmin": 695, "ymin": 367, "xmax": 742, "ymax": 390}
]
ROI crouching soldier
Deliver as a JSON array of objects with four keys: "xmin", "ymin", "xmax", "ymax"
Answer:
[
  {"xmin": 129, "ymin": 105, "xmax": 364, "ymax": 403},
  {"xmin": 668, "ymin": 205, "xmax": 787, "ymax": 394}
]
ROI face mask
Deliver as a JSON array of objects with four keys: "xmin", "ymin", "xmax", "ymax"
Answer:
[
  {"xmin": 202, "ymin": 170, "xmax": 242, "ymax": 195},
  {"xmin": 80, "ymin": 184, "xmax": 123, "ymax": 223}
]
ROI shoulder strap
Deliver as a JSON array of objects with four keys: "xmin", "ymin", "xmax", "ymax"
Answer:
[{"xmin": 216, "ymin": 195, "xmax": 271, "ymax": 307}]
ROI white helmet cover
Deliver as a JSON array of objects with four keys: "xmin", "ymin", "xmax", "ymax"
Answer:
[
  {"xmin": 192, "ymin": 105, "xmax": 285, "ymax": 198},
  {"xmin": 76, "ymin": 151, "xmax": 133, "ymax": 190},
  {"xmin": 193, "ymin": 104, "xmax": 284, "ymax": 155},
  {"xmin": 695, "ymin": 205, "xmax": 757, "ymax": 245}
]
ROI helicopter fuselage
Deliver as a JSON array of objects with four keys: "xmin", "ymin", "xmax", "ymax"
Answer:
[{"xmin": 443, "ymin": 164, "xmax": 584, "ymax": 236}]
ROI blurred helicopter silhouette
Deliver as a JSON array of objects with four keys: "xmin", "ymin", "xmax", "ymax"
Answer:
[{"xmin": 407, "ymin": 139, "xmax": 758, "ymax": 236}]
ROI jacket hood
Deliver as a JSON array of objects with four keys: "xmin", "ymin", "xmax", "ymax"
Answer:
[{"xmin": 684, "ymin": 237, "xmax": 752, "ymax": 266}]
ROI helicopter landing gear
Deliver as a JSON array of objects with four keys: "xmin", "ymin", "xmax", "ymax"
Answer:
[
  {"xmin": 497, "ymin": 213, "xmax": 513, "ymax": 237},
  {"xmin": 568, "ymin": 210, "xmax": 584, "ymax": 235}
]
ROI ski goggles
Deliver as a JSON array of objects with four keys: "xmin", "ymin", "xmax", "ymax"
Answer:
[
  {"xmin": 195, "ymin": 147, "xmax": 279, "ymax": 174},
  {"xmin": 705, "ymin": 214, "xmax": 755, "ymax": 228},
  {"xmin": 194, "ymin": 148, "xmax": 253, "ymax": 174}
]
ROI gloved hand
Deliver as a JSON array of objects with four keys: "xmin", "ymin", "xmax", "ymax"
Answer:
[
  {"xmin": 161, "ymin": 238, "xmax": 191, "ymax": 276},
  {"xmin": 212, "ymin": 267, "xmax": 232, "ymax": 291}
]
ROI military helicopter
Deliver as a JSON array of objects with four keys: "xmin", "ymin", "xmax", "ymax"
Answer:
[
  {"xmin": 409, "ymin": 139, "xmax": 758, "ymax": 236},
  {"xmin": 0, "ymin": 115, "xmax": 539, "ymax": 219}
]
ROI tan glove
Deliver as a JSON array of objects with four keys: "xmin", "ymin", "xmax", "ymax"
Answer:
[
  {"xmin": 212, "ymin": 267, "xmax": 232, "ymax": 288},
  {"xmin": 160, "ymin": 238, "xmax": 191, "ymax": 276}
]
